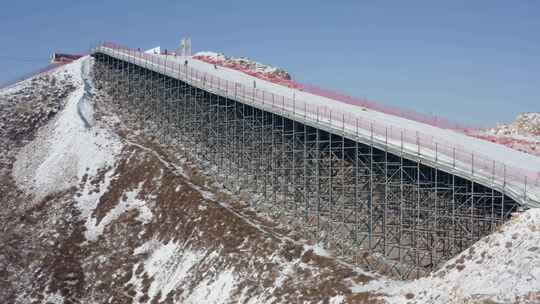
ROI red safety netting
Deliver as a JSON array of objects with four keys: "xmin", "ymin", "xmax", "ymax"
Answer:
[
  {"xmin": 467, "ymin": 133, "xmax": 540, "ymax": 158},
  {"xmin": 298, "ymin": 83, "xmax": 474, "ymax": 131}
]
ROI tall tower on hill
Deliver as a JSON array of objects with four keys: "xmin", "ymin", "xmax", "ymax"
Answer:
[{"xmin": 177, "ymin": 37, "xmax": 192, "ymax": 56}]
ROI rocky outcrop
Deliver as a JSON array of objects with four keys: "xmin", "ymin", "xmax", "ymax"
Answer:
[
  {"xmin": 489, "ymin": 112, "xmax": 540, "ymax": 137},
  {"xmin": 469, "ymin": 112, "xmax": 540, "ymax": 157},
  {"xmin": 193, "ymin": 51, "xmax": 299, "ymax": 88}
]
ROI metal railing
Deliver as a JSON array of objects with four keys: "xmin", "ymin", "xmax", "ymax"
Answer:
[{"xmin": 91, "ymin": 42, "xmax": 540, "ymax": 208}]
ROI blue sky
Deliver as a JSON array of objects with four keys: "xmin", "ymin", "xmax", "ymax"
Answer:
[{"xmin": 1, "ymin": 1, "xmax": 538, "ymax": 125}]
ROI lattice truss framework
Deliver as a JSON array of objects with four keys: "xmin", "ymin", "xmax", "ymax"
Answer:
[{"xmin": 91, "ymin": 53, "xmax": 519, "ymax": 279}]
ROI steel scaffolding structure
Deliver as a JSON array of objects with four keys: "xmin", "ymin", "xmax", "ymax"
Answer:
[{"xmin": 91, "ymin": 52, "xmax": 519, "ymax": 279}]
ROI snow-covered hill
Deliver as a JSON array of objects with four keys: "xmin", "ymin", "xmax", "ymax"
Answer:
[{"xmin": 1, "ymin": 56, "xmax": 539, "ymax": 304}]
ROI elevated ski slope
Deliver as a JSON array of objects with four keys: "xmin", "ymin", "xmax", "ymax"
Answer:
[{"xmin": 92, "ymin": 43, "xmax": 540, "ymax": 208}]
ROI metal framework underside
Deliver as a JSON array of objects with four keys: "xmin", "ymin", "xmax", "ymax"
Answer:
[{"xmin": 92, "ymin": 53, "xmax": 519, "ymax": 279}]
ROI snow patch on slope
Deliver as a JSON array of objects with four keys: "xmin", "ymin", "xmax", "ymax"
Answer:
[
  {"xmin": 11, "ymin": 56, "xmax": 125, "ymax": 243},
  {"xmin": 40, "ymin": 290, "xmax": 65, "ymax": 304},
  {"xmin": 128, "ymin": 239, "xmax": 236, "ymax": 303},
  {"xmin": 328, "ymin": 295, "xmax": 345, "ymax": 304},
  {"xmin": 137, "ymin": 240, "xmax": 204, "ymax": 301},
  {"xmin": 184, "ymin": 270, "xmax": 235, "ymax": 304},
  {"xmin": 12, "ymin": 57, "xmax": 122, "ymax": 202},
  {"xmin": 304, "ymin": 243, "xmax": 331, "ymax": 257},
  {"xmin": 85, "ymin": 181, "xmax": 153, "ymax": 241},
  {"xmin": 76, "ymin": 167, "xmax": 116, "ymax": 241}
]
